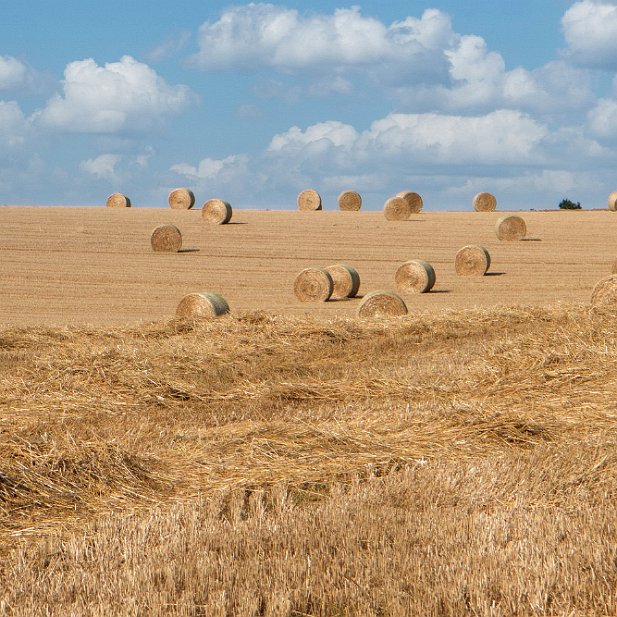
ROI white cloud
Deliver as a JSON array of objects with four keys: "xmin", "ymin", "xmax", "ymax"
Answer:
[
  {"xmin": 0, "ymin": 100, "xmax": 28, "ymax": 146},
  {"xmin": 562, "ymin": 1, "xmax": 617, "ymax": 68},
  {"xmin": 0, "ymin": 56, "xmax": 49, "ymax": 93},
  {"xmin": 147, "ymin": 31, "xmax": 192, "ymax": 62},
  {"xmin": 268, "ymin": 120, "xmax": 358, "ymax": 152},
  {"xmin": 171, "ymin": 154, "xmax": 250, "ymax": 185},
  {"xmin": 588, "ymin": 98, "xmax": 617, "ymax": 136},
  {"xmin": 269, "ymin": 111, "xmax": 547, "ymax": 166},
  {"xmin": 79, "ymin": 154, "xmax": 122, "ymax": 182},
  {"xmin": 190, "ymin": 4, "xmax": 453, "ymax": 80},
  {"xmin": 35, "ymin": 56, "xmax": 193, "ymax": 134}
]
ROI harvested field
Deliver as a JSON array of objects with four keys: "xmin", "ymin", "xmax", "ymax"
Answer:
[
  {"xmin": 2, "ymin": 305, "xmax": 617, "ymax": 615},
  {"xmin": 0, "ymin": 207, "xmax": 614, "ymax": 327}
]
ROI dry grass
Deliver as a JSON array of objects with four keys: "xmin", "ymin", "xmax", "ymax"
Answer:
[{"xmin": 2, "ymin": 304, "xmax": 617, "ymax": 614}]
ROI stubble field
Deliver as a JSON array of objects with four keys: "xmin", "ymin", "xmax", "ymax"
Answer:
[{"xmin": 1, "ymin": 206, "xmax": 617, "ymax": 616}]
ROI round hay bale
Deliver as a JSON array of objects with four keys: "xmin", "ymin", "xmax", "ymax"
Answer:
[
  {"xmin": 338, "ymin": 190, "xmax": 362, "ymax": 211},
  {"xmin": 202, "ymin": 199, "xmax": 232, "ymax": 224},
  {"xmin": 396, "ymin": 191, "xmax": 423, "ymax": 213},
  {"xmin": 168, "ymin": 188, "xmax": 195, "ymax": 210},
  {"xmin": 151, "ymin": 224, "xmax": 182, "ymax": 253},
  {"xmin": 608, "ymin": 191, "xmax": 617, "ymax": 211},
  {"xmin": 325, "ymin": 264, "xmax": 360, "ymax": 299},
  {"xmin": 106, "ymin": 193, "xmax": 131, "ymax": 208},
  {"xmin": 176, "ymin": 292, "xmax": 230, "ymax": 319},
  {"xmin": 591, "ymin": 275, "xmax": 617, "ymax": 306},
  {"xmin": 293, "ymin": 268, "xmax": 333, "ymax": 302},
  {"xmin": 455, "ymin": 245, "xmax": 491, "ymax": 276},
  {"xmin": 395, "ymin": 259, "xmax": 436, "ymax": 294},
  {"xmin": 297, "ymin": 189, "xmax": 322, "ymax": 211},
  {"xmin": 357, "ymin": 291, "xmax": 408, "ymax": 318},
  {"xmin": 473, "ymin": 192, "xmax": 497, "ymax": 212},
  {"xmin": 384, "ymin": 196, "xmax": 411, "ymax": 221},
  {"xmin": 496, "ymin": 215, "xmax": 527, "ymax": 241}
]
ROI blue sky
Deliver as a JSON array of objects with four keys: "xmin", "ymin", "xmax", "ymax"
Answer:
[{"xmin": 0, "ymin": 1, "xmax": 616, "ymax": 210}]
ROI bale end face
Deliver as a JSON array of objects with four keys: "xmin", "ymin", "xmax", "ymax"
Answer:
[
  {"xmin": 495, "ymin": 215, "xmax": 527, "ymax": 241},
  {"xmin": 384, "ymin": 196, "xmax": 411, "ymax": 221},
  {"xmin": 396, "ymin": 191, "xmax": 423, "ymax": 213},
  {"xmin": 338, "ymin": 190, "xmax": 362, "ymax": 211},
  {"xmin": 395, "ymin": 259, "xmax": 436, "ymax": 294},
  {"xmin": 473, "ymin": 192, "xmax": 497, "ymax": 212},
  {"xmin": 176, "ymin": 292, "xmax": 230, "ymax": 319},
  {"xmin": 106, "ymin": 193, "xmax": 131, "ymax": 208},
  {"xmin": 357, "ymin": 291, "xmax": 408, "ymax": 318},
  {"xmin": 608, "ymin": 191, "xmax": 617, "ymax": 211},
  {"xmin": 591, "ymin": 275, "xmax": 617, "ymax": 306},
  {"xmin": 151, "ymin": 224, "xmax": 182, "ymax": 252},
  {"xmin": 297, "ymin": 189, "xmax": 322, "ymax": 211},
  {"xmin": 455, "ymin": 245, "xmax": 491, "ymax": 276},
  {"xmin": 294, "ymin": 268, "xmax": 333, "ymax": 302},
  {"xmin": 202, "ymin": 199, "xmax": 232, "ymax": 224},
  {"xmin": 168, "ymin": 188, "xmax": 195, "ymax": 210},
  {"xmin": 325, "ymin": 264, "xmax": 360, "ymax": 299}
]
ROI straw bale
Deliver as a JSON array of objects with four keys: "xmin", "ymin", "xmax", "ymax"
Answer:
[
  {"xmin": 297, "ymin": 189, "xmax": 322, "ymax": 211},
  {"xmin": 106, "ymin": 193, "xmax": 131, "ymax": 208},
  {"xmin": 455, "ymin": 245, "xmax": 491, "ymax": 276},
  {"xmin": 608, "ymin": 191, "xmax": 617, "ymax": 211},
  {"xmin": 395, "ymin": 259, "xmax": 436, "ymax": 294},
  {"xmin": 176, "ymin": 292, "xmax": 230, "ymax": 319},
  {"xmin": 151, "ymin": 224, "xmax": 182, "ymax": 252},
  {"xmin": 496, "ymin": 215, "xmax": 527, "ymax": 241},
  {"xmin": 591, "ymin": 275, "xmax": 617, "ymax": 306},
  {"xmin": 294, "ymin": 268, "xmax": 334, "ymax": 302},
  {"xmin": 338, "ymin": 190, "xmax": 362, "ymax": 211},
  {"xmin": 396, "ymin": 191, "xmax": 423, "ymax": 213},
  {"xmin": 202, "ymin": 199, "xmax": 232, "ymax": 224},
  {"xmin": 473, "ymin": 192, "xmax": 496, "ymax": 212},
  {"xmin": 168, "ymin": 188, "xmax": 195, "ymax": 210},
  {"xmin": 384, "ymin": 196, "xmax": 411, "ymax": 221},
  {"xmin": 357, "ymin": 290, "xmax": 408, "ymax": 318},
  {"xmin": 325, "ymin": 264, "xmax": 360, "ymax": 299}
]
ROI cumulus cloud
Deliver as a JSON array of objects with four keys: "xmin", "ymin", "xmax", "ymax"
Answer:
[
  {"xmin": 170, "ymin": 154, "xmax": 250, "ymax": 188},
  {"xmin": 79, "ymin": 154, "xmax": 122, "ymax": 182},
  {"xmin": 562, "ymin": 1, "xmax": 617, "ymax": 69},
  {"xmin": 270, "ymin": 110, "xmax": 548, "ymax": 166},
  {"xmin": 188, "ymin": 4, "xmax": 592, "ymax": 114},
  {"xmin": 190, "ymin": 4, "xmax": 453, "ymax": 82},
  {"xmin": 35, "ymin": 56, "xmax": 193, "ymax": 134},
  {"xmin": 0, "ymin": 55, "xmax": 49, "ymax": 93},
  {"xmin": 0, "ymin": 100, "xmax": 29, "ymax": 146}
]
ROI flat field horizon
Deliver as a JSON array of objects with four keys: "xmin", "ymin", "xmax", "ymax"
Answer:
[{"xmin": 0, "ymin": 206, "xmax": 614, "ymax": 327}]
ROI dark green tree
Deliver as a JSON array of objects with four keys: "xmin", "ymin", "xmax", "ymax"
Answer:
[{"xmin": 558, "ymin": 198, "xmax": 581, "ymax": 210}]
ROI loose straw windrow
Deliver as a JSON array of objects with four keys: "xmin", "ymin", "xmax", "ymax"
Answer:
[
  {"xmin": 168, "ymin": 188, "xmax": 195, "ymax": 210},
  {"xmin": 176, "ymin": 292, "xmax": 230, "ymax": 319},
  {"xmin": 357, "ymin": 291, "xmax": 408, "ymax": 318},
  {"xmin": 297, "ymin": 189, "xmax": 322, "ymax": 211},
  {"xmin": 396, "ymin": 191, "xmax": 423, "ymax": 213},
  {"xmin": 325, "ymin": 264, "xmax": 360, "ymax": 299},
  {"xmin": 338, "ymin": 191, "xmax": 362, "ymax": 211},
  {"xmin": 496, "ymin": 215, "xmax": 527, "ymax": 241},
  {"xmin": 151, "ymin": 224, "xmax": 182, "ymax": 252},
  {"xmin": 608, "ymin": 191, "xmax": 617, "ymax": 211},
  {"xmin": 395, "ymin": 260, "xmax": 435, "ymax": 294},
  {"xmin": 455, "ymin": 245, "xmax": 491, "ymax": 276},
  {"xmin": 384, "ymin": 196, "xmax": 411, "ymax": 221},
  {"xmin": 106, "ymin": 193, "xmax": 131, "ymax": 208},
  {"xmin": 202, "ymin": 199, "xmax": 232, "ymax": 224},
  {"xmin": 294, "ymin": 268, "xmax": 334, "ymax": 302},
  {"xmin": 473, "ymin": 192, "xmax": 497, "ymax": 212}
]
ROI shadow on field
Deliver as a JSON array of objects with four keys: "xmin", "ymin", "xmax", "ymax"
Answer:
[
  {"xmin": 429, "ymin": 289, "xmax": 451, "ymax": 294},
  {"xmin": 485, "ymin": 272, "xmax": 506, "ymax": 276},
  {"xmin": 178, "ymin": 248, "xmax": 200, "ymax": 253},
  {"xmin": 522, "ymin": 238, "xmax": 541, "ymax": 242}
]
